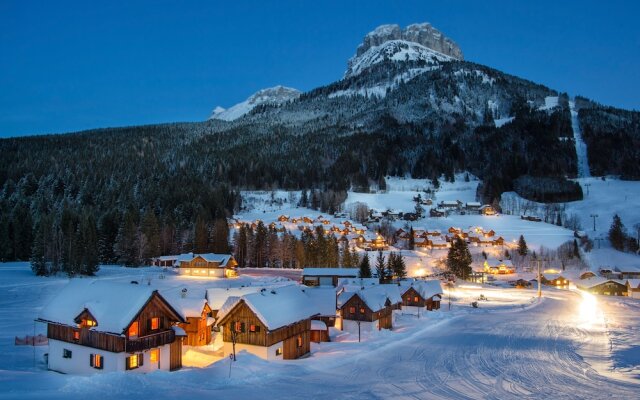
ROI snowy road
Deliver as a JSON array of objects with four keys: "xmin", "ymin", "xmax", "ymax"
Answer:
[{"xmin": 1, "ymin": 265, "xmax": 639, "ymax": 399}]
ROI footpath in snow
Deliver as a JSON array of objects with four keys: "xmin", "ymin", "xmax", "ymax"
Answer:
[{"xmin": 569, "ymin": 99, "xmax": 591, "ymax": 178}]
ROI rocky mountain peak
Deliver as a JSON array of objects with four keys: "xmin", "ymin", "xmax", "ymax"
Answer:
[{"xmin": 356, "ymin": 23, "xmax": 463, "ymax": 60}]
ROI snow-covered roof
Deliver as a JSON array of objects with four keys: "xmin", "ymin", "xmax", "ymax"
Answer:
[
  {"xmin": 400, "ymin": 280, "xmax": 443, "ymax": 299},
  {"xmin": 216, "ymin": 286, "xmax": 321, "ymax": 330},
  {"xmin": 311, "ymin": 320, "xmax": 327, "ymax": 331},
  {"xmin": 614, "ymin": 265, "xmax": 640, "ymax": 273},
  {"xmin": 304, "ymin": 287, "xmax": 337, "ymax": 317},
  {"xmin": 337, "ymin": 278, "xmax": 380, "ymax": 290},
  {"xmin": 38, "ymin": 280, "xmax": 171, "ymax": 334},
  {"xmin": 575, "ymin": 277, "xmax": 625, "ymax": 289},
  {"xmin": 303, "ymin": 268, "xmax": 359, "ymax": 277},
  {"xmin": 338, "ymin": 285, "xmax": 402, "ymax": 311},
  {"xmin": 626, "ymin": 279, "xmax": 640, "ymax": 289},
  {"xmin": 172, "ymin": 325, "xmax": 187, "ymax": 337},
  {"xmin": 160, "ymin": 290, "xmax": 208, "ymax": 319},
  {"xmin": 176, "ymin": 253, "xmax": 234, "ymax": 266},
  {"xmin": 206, "ymin": 287, "xmax": 264, "ymax": 310}
]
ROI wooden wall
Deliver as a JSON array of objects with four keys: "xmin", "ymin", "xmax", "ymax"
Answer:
[
  {"xmin": 402, "ymin": 287, "xmax": 425, "ymax": 307},
  {"xmin": 127, "ymin": 294, "xmax": 178, "ymax": 338},
  {"xmin": 180, "ymin": 308, "xmax": 211, "ymax": 347},
  {"xmin": 170, "ymin": 339, "xmax": 182, "ymax": 371},
  {"xmin": 283, "ymin": 331, "xmax": 310, "ymax": 359},
  {"xmin": 47, "ymin": 323, "xmax": 124, "ymax": 352}
]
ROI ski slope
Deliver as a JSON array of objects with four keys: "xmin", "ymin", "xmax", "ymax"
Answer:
[
  {"xmin": 569, "ymin": 99, "xmax": 591, "ymax": 178},
  {"xmin": 1, "ymin": 263, "xmax": 639, "ymax": 399}
]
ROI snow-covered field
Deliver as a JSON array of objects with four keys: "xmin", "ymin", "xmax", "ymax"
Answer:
[{"xmin": 1, "ymin": 263, "xmax": 639, "ymax": 399}]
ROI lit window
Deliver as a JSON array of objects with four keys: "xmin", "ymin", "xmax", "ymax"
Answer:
[
  {"xmin": 91, "ymin": 354, "xmax": 103, "ymax": 369},
  {"xmin": 250, "ymin": 324, "xmax": 260, "ymax": 333},
  {"xmin": 63, "ymin": 349, "xmax": 72, "ymax": 358},
  {"xmin": 149, "ymin": 349, "xmax": 159, "ymax": 363},
  {"xmin": 129, "ymin": 321, "xmax": 139, "ymax": 337},
  {"xmin": 234, "ymin": 321, "xmax": 245, "ymax": 333},
  {"xmin": 127, "ymin": 354, "xmax": 141, "ymax": 370},
  {"xmin": 151, "ymin": 317, "xmax": 160, "ymax": 330},
  {"xmin": 297, "ymin": 336, "xmax": 303, "ymax": 348},
  {"xmin": 349, "ymin": 307, "xmax": 356, "ymax": 314},
  {"xmin": 82, "ymin": 319, "xmax": 96, "ymax": 327},
  {"xmin": 414, "ymin": 296, "xmax": 419, "ymax": 302},
  {"xmin": 275, "ymin": 348, "xmax": 282, "ymax": 356},
  {"xmin": 359, "ymin": 307, "xmax": 365, "ymax": 314},
  {"xmin": 73, "ymin": 330, "xmax": 80, "ymax": 341}
]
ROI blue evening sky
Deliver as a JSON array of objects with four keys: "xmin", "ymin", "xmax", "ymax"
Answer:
[{"xmin": 1, "ymin": 0, "xmax": 639, "ymax": 137}]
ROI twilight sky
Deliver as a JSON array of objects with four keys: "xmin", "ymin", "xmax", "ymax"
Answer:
[{"xmin": 1, "ymin": 0, "xmax": 639, "ymax": 137}]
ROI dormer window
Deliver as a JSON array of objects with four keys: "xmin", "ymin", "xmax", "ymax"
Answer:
[
  {"xmin": 81, "ymin": 319, "xmax": 96, "ymax": 328},
  {"xmin": 150, "ymin": 317, "xmax": 160, "ymax": 330}
]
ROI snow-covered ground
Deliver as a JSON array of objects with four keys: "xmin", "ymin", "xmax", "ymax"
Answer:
[
  {"xmin": 1, "ymin": 263, "xmax": 639, "ymax": 399},
  {"xmin": 502, "ymin": 177, "xmax": 640, "ymax": 271}
]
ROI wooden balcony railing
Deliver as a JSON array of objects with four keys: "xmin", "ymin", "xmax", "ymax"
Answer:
[{"xmin": 126, "ymin": 329, "xmax": 175, "ymax": 352}]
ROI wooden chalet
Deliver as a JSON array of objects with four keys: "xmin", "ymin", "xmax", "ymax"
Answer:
[
  {"xmin": 216, "ymin": 286, "xmax": 318, "ymax": 360},
  {"xmin": 576, "ymin": 277, "xmax": 627, "ymax": 296},
  {"xmin": 541, "ymin": 273, "xmax": 570, "ymax": 287},
  {"xmin": 626, "ymin": 279, "xmax": 640, "ymax": 299},
  {"xmin": 337, "ymin": 285, "xmax": 402, "ymax": 332},
  {"xmin": 483, "ymin": 259, "xmax": 515, "ymax": 274},
  {"xmin": 162, "ymin": 292, "xmax": 214, "ymax": 347},
  {"xmin": 277, "ymin": 215, "xmax": 290, "ymax": 222},
  {"xmin": 177, "ymin": 253, "xmax": 238, "ymax": 278},
  {"xmin": 465, "ymin": 202, "xmax": 482, "ymax": 213},
  {"xmin": 400, "ymin": 280, "xmax": 443, "ymax": 312},
  {"xmin": 480, "ymin": 205, "xmax": 497, "ymax": 215},
  {"xmin": 37, "ymin": 281, "xmax": 185, "ymax": 375},
  {"xmin": 430, "ymin": 208, "xmax": 446, "ymax": 218}
]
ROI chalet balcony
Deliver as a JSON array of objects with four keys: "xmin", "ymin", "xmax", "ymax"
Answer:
[{"xmin": 126, "ymin": 329, "xmax": 175, "ymax": 352}]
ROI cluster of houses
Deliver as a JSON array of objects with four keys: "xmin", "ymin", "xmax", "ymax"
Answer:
[
  {"xmin": 395, "ymin": 226, "xmax": 506, "ymax": 250},
  {"xmin": 229, "ymin": 214, "xmax": 390, "ymax": 252},
  {"xmin": 37, "ymin": 265, "xmax": 443, "ymax": 375},
  {"xmin": 428, "ymin": 201, "xmax": 497, "ymax": 218},
  {"xmin": 152, "ymin": 253, "xmax": 238, "ymax": 278}
]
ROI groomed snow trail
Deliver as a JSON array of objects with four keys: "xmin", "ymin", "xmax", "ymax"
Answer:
[{"xmin": 569, "ymin": 99, "xmax": 591, "ymax": 178}]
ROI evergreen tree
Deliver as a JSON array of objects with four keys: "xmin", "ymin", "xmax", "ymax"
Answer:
[
  {"xmin": 446, "ymin": 238, "xmax": 472, "ymax": 279},
  {"xmin": 573, "ymin": 239, "xmax": 580, "ymax": 259},
  {"xmin": 608, "ymin": 214, "xmax": 626, "ymax": 251},
  {"xmin": 30, "ymin": 218, "xmax": 48, "ymax": 276},
  {"xmin": 193, "ymin": 213, "xmax": 209, "ymax": 253},
  {"xmin": 386, "ymin": 252, "xmax": 396, "ymax": 282},
  {"xmin": 211, "ymin": 218, "xmax": 231, "ymax": 254},
  {"xmin": 114, "ymin": 209, "xmax": 140, "ymax": 267},
  {"xmin": 233, "ymin": 224, "xmax": 248, "ymax": 268},
  {"xmin": 392, "ymin": 252, "xmax": 407, "ymax": 281},
  {"xmin": 340, "ymin": 241, "xmax": 352, "ymax": 267},
  {"xmin": 556, "ymin": 213, "xmax": 562, "ymax": 226},
  {"xmin": 79, "ymin": 213, "xmax": 99, "ymax": 276},
  {"xmin": 140, "ymin": 209, "xmax": 160, "ymax": 263},
  {"xmin": 517, "ymin": 235, "xmax": 528, "ymax": 256},
  {"xmin": 358, "ymin": 253, "xmax": 372, "ymax": 278},
  {"xmin": 408, "ymin": 227, "xmax": 415, "ymax": 250},
  {"xmin": 375, "ymin": 251, "xmax": 386, "ymax": 283}
]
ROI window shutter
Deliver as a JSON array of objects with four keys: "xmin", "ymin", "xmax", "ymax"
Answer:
[
  {"xmin": 138, "ymin": 353, "xmax": 144, "ymax": 366},
  {"xmin": 255, "ymin": 325, "xmax": 261, "ymax": 332},
  {"xmin": 126, "ymin": 356, "xmax": 131, "ymax": 370},
  {"xmin": 146, "ymin": 319, "xmax": 151, "ymax": 332},
  {"xmin": 99, "ymin": 356, "xmax": 104, "ymax": 370},
  {"xmin": 89, "ymin": 354, "xmax": 94, "ymax": 367},
  {"xmin": 241, "ymin": 322, "xmax": 246, "ymax": 333}
]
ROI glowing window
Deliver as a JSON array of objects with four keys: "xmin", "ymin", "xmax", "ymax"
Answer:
[
  {"xmin": 414, "ymin": 296, "xmax": 419, "ymax": 302},
  {"xmin": 82, "ymin": 319, "xmax": 96, "ymax": 327},
  {"xmin": 275, "ymin": 348, "xmax": 282, "ymax": 356},
  {"xmin": 91, "ymin": 354, "xmax": 103, "ymax": 369},
  {"xmin": 128, "ymin": 355, "xmax": 139, "ymax": 369},
  {"xmin": 149, "ymin": 349, "xmax": 159, "ymax": 363},
  {"xmin": 297, "ymin": 336, "xmax": 303, "ymax": 348},
  {"xmin": 129, "ymin": 321, "xmax": 139, "ymax": 337},
  {"xmin": 349, "ymin": 307, "xmax": 356, "ymax": 314},
  {"xmin": 151, "ymin": 317, "xmax": 160, "ymax": 330},
  {"xmin": 73, "ymin": 330, "xmax": 80, "ymax": 341},
  {"xmin": 250, "ymin": 324, "xmax": 260, "ymax": 333},
  {"xmin": 234, "ymin": 321, "xmax": 245, "ymax": 333},
  {"xmin": 359, "ymin": 307, "xmax": 365, "ymax": 314}
]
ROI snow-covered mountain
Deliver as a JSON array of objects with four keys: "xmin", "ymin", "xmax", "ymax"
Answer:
[{"xmin": 210, "ymin": 85, "xmax": 301, "ymax": 121}]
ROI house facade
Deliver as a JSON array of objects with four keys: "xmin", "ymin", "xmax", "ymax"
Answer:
[
  {"xmin": 216, "ymin": 286, "xmax": 317, "ymax": 360},
  {"xmin": 337, "ymin": 286, "xmax": 401, "ymax": 332},
  {"xmin": 38, "ymin": 281, "xmax": 185, "ymax": 375},
  {"xmin": 400, "ymin": 280, "xmax": 443, "ymax": 313},
  {"xmin": 177, "ymin": 253, "xmax": 238, "ymax": 278}
]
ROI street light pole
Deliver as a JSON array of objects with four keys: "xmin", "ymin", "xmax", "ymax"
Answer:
[
  {"xmin": 584, "ymin": 183, "xmax": 591, "ymax": 196},
  {"xmin": 590, "ymin": 214, "xmax": 599, "ymax": 232}
]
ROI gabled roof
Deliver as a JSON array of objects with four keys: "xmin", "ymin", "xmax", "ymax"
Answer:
[
  {"xmin": 206, "ymin": 286, "xmax": 265, "ymax": 310},
  {"xmin": 216, "ymin": 286, "xmax": 320, "ymax": 330},
  {"xmin": 160, "ymin": 289, "xmax": 209, "ymax": 319},
  {"xmin": 400, "ymin": 280, "xmax": 443, "ymax": 299},
  {"xmin": 176, "ymin": 253, "xmax": 235, "ymax": 266},
  {"xmin": 38, "ymin": 280, "xmax": 184, "ymax": 334},
  {"xmin": 338, "ymin": 285, "xmax": 402, "ymax": 312},
  {"xmin": 576, "ymin": 277, "xmax": 625, "ymax": 289},
  {"xmin": 626, "ymin": 279, "xmax": 640, "ymax": 289}
]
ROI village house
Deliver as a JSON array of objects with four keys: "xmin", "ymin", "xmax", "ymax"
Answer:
[
  {"xmin": 305, "ymin": 287, "xmax": 338, "ymax": 343},
  {"xmin": 480, "ymin": 205, "xmax": 498, "ymax": 216},
  {"xmin": 216, "ymin": 286, "xmax": 318, "ymax": 360},
  {"xmin": 541, "ymin": 273, "xmax": 571, "ymax": 288},
  {"xmin": 626, "ymin": 279, "xmax": 640, "ymax": 299},
  {"xmin": 427, "ymin": 236, "xmax": 450, "ymax": 249},
  {"xmin": 613, "ymin": 266, "xmax": 640, "ymax": 280},
  {"xmin": 151, "ymin": 255, "xmax": 179, "ymax": 267},
  {"xmin": 303, "ymin": 268, "xmax": 359, "ymax": 287},
  {"xmin": 399, "ymin": 280, "xmax": 443, "ymax": 313},
  {"xmin": 337, "ymin": 285, "xmax": 402, "ymax": 332},
  {"xmin": 579, "ymin": 271, "xmax": 597, "ymax": 280},
  {"xmin": 430, "ymin": 208, "xmax": 446, "ymax": 218},
  {"xmin": 162, "ymin": 291, "xmax": 213, "ymax": 347},
  {"xmin": 37, "ymin": 281, "xmax": 185, "ymax": 375},
  {"xmin": 576, "ymin": 277, "xmax": 627, "ymax": 296},
  {"xmin": 465, "ymin": 202, "xmax": 482, "ymax": 213},
  {"xmin": 439, "ymin": 200, "xmax": 462, "ymax": 210},
  {"xmin": 483, "ymin": 258, "xmax": 516, "ymax": 275},
  {"xmin": 176, "ymin": 253, "xmax": 238, "ymax": 278}
]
